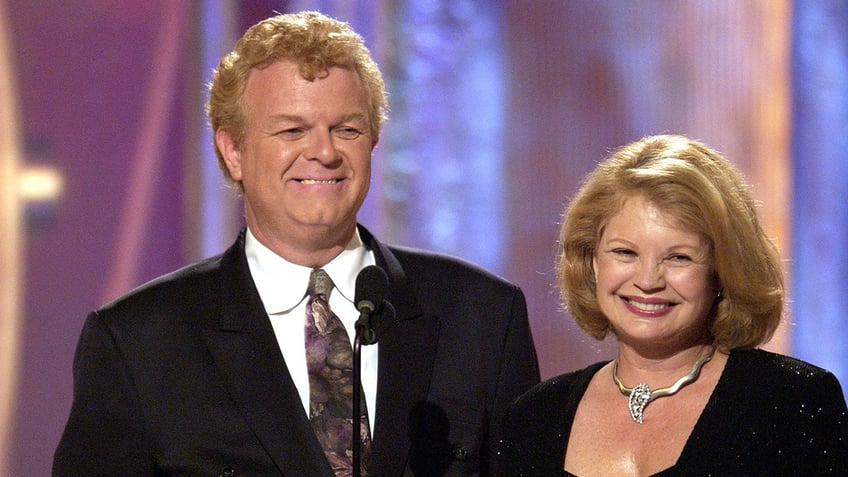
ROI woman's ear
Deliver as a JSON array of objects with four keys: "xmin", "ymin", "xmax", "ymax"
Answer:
[{"xmin": 592, "ymin": 255, "xmax": 599, "ymax": 285}]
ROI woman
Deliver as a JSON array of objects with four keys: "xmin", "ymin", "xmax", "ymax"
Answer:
[{"xmin": 498, "ymin": 135, "xmax": 848, "ymax": 476}]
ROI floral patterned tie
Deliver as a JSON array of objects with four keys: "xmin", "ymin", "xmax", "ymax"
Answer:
[{"xmin": 304, "ymin": 269, "xmax": 371, "ymax": 476}]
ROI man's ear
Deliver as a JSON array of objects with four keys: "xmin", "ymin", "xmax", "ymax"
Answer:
[{"xmin": 215, "ymin": 128, "xmax": 242, "ymax": 181}]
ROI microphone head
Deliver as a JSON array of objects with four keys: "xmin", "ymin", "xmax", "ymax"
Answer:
[{"xmin": 355, "ymin": 265, "xmax": 388, "ymax": 313}]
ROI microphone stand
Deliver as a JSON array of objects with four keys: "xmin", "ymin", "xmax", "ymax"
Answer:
[
  {"xmin": 352, "ymin": 329, "xmax": 364, "ymax": 477},
  {"xmin": 352, "ymin": 309, "xmax": 375, "ymax": 477}
]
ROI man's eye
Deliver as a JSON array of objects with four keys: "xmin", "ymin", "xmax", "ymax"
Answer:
[
  {"xmin": 275, "ymin": 128, "xmax": 305, "ymax": 138},
  {"xmin": 335, "ymin": 127, "xmax": 363, "ymax": 139}
]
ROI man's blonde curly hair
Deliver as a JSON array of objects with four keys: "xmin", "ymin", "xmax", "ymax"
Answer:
[{"xmin": 207, "ymin": 11, "xmax": 388, "ymax": 189}]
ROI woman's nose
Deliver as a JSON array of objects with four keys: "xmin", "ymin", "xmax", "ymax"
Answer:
[{"xmin": 634, "ymin": 260, "xmax": 665, "ymax": 292}]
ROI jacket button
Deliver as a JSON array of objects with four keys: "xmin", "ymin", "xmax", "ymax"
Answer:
[
  {"xmin": 220, "ymin": 466, "xmax": 235, "ymax": 477},
  {"xmin": 453, "ymin": 444, "xmax": 468, "ymax": 461}
]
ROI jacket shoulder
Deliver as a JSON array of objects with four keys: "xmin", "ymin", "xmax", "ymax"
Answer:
[
  {"xmin": 386, "ymin": 244, "xmax": 518, "ymax": 290},
  {"xmin": 730, "ymin": 348, "xmax": 840, "ymax": 386},
  {"xmin": 513, "ymin": 361, "xmax": 606, "ymax": 413},
  {"xmin": 96, "ymin": 254, "xmax": 225, "ymax": 322}
]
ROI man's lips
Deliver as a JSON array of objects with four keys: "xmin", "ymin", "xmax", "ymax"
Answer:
[{"xmin": 298, "ymin": 178, "xmax": 340, "ymax": 185}]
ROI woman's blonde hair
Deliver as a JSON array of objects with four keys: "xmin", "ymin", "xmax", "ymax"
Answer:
[{"xmin": 558, "ymin": 134, "xmax": 784, "ymax": 350}]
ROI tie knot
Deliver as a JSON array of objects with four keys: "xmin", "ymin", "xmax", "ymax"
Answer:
[{"xmin": 308, "ymin": 268, "xmax": 334, "ymax": 299}]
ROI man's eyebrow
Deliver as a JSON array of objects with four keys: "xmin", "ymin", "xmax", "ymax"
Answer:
[
  {"xmin": 262, "ymin": 112, "xmax": 369, "ymax": 125},
  {"xmin": 338, "ymin": 112, "xmax": 369, "ymax": 124},
  {"xmin": 265, "ymin": 114, "xmax": 303, "ymax": 124}
]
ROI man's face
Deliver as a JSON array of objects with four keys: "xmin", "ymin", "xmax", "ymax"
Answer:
[{"xmin": 217, "ymin": 60, "xmax": 376, "ymax": 257}]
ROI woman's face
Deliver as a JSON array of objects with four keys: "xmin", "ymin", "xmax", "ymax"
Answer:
[{"xmin": 593, "ymin": 195, "xmax": 716, "ymax": 351}]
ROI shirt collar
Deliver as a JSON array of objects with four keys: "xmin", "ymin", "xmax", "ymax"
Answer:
[{"xmin": 245, "ymin": 227, "xmax": 373, "ymax": 314}]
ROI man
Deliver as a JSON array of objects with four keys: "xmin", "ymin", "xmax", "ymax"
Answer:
[{"xmin": 54, "ymin": 11, "xmax": 539, "ymax": 476}]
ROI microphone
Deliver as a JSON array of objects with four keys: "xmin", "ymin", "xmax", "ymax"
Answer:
[{"xmin": 354, "ymin": 265, "xmax": 388, "ymax": 345}]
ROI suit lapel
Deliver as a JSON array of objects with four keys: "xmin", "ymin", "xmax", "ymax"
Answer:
[
  {"xmin": 362, "ymin": 227, "xmax": 441, "ymax": 476},
  {"xmin": 202, "ymin": 233, "xmax": 334, "ymax": 477},
  {"xmin": 200, "ymin": 228, "xmax": 439, "ymax": 476}
]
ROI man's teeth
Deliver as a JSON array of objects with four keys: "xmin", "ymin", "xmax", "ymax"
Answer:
[
  {"xmin": 300, "ymin": 179, "xmax": 338, "ymax": 184},
  {"xmin": 627, "ymin": 299, "xmax": 670, "ymax": 311}
]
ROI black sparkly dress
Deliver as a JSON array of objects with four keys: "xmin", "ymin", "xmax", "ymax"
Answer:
[{"xmin": 498, "ymin": 349, "xmax": 848, "ymax": 476}]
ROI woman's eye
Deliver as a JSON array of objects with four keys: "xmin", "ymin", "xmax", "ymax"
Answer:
[
  {"xmin": 610, "ymin": 248, "xmax": 637, "ymax": 261},
  {"xmin": 665, "ymin": 254, "xmax": 693, "ymax": 266}
]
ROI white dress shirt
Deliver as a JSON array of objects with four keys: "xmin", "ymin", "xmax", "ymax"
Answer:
[{"xmin": 244, "ymin": 227, "xmax": 379, "ymax": 433}]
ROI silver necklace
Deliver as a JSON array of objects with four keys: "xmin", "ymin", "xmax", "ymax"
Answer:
[{"xmin": 612, "ymin": 345, "xmax": 716, "ymax": 424}]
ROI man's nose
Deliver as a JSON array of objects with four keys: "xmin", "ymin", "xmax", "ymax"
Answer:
[{"xmin": 304, "ymin": 130, "xmax": 340, "ymax": 164}]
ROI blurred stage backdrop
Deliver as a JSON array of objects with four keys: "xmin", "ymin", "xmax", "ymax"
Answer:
[{"xmin": 1, "ymin": 0, "xmax": 846, "ymax": 474}]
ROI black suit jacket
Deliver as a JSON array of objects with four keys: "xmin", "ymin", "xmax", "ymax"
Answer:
[{"xmin": 53, "ymin": 226, "xmax": 540, "ymax": 476}]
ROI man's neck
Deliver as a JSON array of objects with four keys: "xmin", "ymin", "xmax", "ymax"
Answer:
[{"xmin": 247, "ymin": 222, "xmax": 357, "ymax": 268}]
